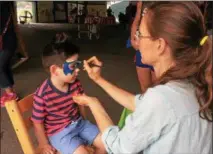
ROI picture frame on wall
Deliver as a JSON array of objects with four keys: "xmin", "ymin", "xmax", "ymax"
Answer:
[
  {"xmin": 53, "ymin": 2, "xmax": 68, "ymax": 23},
  {"xmin": 68, "ymin": 2, "xmax": 78, "ymax": 23}
]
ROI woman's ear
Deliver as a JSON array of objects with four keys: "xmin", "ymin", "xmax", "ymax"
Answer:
[{"xmin": 157, "ymin": 38, "xmax": 167, "ymax": 55}]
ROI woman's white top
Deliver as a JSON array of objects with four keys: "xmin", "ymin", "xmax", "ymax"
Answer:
[{"xmin": 102, "ymin": 81, "xmax": 212, "ymax": 154}]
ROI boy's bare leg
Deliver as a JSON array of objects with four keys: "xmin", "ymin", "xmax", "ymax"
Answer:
[
  {"xmin": 93, "ymin": 134, "xmax": 106, "ymax": 154},
  {"xmin": 73, "ymin": 145, "xmax": 89, "ymax": 154}
]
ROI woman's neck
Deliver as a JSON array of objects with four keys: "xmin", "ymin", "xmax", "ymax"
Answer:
[{"xmin": 154, "ymin": 59, "xmax": 175, "ymax": 79}]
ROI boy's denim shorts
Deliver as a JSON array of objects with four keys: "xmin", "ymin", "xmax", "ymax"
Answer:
[{"xmin": 48, "ymin": 118, "xmax": 99, "ymax": 154}]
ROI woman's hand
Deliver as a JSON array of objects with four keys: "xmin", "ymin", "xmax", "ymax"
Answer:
[
  {"xmin": 73, "ymin": 94, "xmax": 100, "ymax": 107},
  {"xmin": 83, "ymin": 56, "xmax": 103, "ymax": 81}
]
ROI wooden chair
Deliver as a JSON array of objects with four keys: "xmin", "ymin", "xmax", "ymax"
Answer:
[{"xmin": 5, "ymin": 94, "xmax": 94, "ymax": 154}]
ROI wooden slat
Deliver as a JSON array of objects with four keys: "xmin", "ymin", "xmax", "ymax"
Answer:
[
  {"xmin": 5, "ymin": 100, "xmax": 36, "ymax": 154},
  {"xmin": 18, "ymin": 94, "xmax": 34, "ymax": 113},
  {"xmin": 24, "ymin": 117, "xmax": 33, "ymax": 130}
]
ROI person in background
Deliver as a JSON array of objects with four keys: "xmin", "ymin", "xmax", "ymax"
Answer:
[
  {"xmin": 125, "ymin": 2, "xmax": 137, "ymax": 30},
  {"xmin": 119, "ymin": 1, "xmax": 155, "ymax": 128},
  {"xmin": 107, "ymin": 7, "xmax": 112, "ymax": 17},
  {"xmin": 130, "ymin": 1, "xmax": 155, "ymax": 93},
  {"xmin": 0, "ymin": 1, "xmax": 19, "ymax": 107}
]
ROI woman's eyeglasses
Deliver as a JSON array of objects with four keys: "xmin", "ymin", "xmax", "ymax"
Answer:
[{"xmin": 135, "ymin": 30, "xmax": 153, "ymax": 40}]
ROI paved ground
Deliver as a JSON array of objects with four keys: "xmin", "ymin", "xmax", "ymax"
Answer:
[{"xmin": 1, "ymin": 23, "xmax": 140, "ymax": 154}]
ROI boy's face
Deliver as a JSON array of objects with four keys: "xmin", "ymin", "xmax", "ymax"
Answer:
[{"xmin": 51, "ymin": 54, "xmax": 80, "ymax": 83}]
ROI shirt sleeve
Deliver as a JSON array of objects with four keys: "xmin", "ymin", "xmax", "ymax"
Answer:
[
  {"xmin": 102, "ymin": 88, "xmax": 176, "ymax": 154},
  {"xmin": 31, "ymin": 94, "xmax": 46, "ymax": 123}
]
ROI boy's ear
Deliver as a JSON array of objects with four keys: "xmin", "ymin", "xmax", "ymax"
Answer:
[{"xmin": 50, "ymin": 65, "xmax": 59, "ymax": 76}]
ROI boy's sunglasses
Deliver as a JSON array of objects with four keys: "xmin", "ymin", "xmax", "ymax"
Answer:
[
  {"xmin": 63, "ymin": 60, "xmax": 102, "ymax": 75},
  {"xmin": 63, "ymin": 60, "xmax": 82, "ymax": 75}
]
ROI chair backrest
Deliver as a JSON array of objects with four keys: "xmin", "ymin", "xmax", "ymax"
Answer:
[
  {"xmin": 5, "ymin": 94, "xmax": 36, "ymax": 154},
  {"xmin": 5, "ymin": 94, "xmax": 93, "ymax": 154},
  {"xmin": 17, "ymin": 94, "xmax": 34, "ymax": 129}
]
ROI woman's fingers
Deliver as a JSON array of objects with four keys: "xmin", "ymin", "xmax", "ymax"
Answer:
[
  {"xmin": 73, "ymin": 94, "xmax": 98, "ymax": 106},
  {"xmin": 73, "ymin": 95, "xmax": 80, "ymax": 102},
  {"xmin": 87, "ymin": 56, "xmax": 97, "ymax": 63},
  {"xmin": 83, "ymin": 60, "xmax": 92, "ymax": 73},
  {"xmin": 83, "ymin": 57, "xmax": 102, "ymax": 80},
  {"xmin": 73, "ymin": 95, "xmax": 87, "ymax": 105},
  {"xmin": 87, "ymin": 56, "xmax": 102, "ymax": 66}
]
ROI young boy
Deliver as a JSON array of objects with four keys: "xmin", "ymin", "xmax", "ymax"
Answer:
[{"xmin": 31, "ymin": 33, "xmax": 106, "ymax": 154}]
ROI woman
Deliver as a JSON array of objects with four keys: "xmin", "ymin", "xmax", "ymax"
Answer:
[
  {"xmin": 0, "ymin": 2, "xmax": 18, "ymax": 107},
  {"xmin": 74, "ymin": 2, "xmax": 212, "ymax": 154}
]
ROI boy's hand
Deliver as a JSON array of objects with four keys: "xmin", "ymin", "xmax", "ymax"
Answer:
[{"xmin": 40, "ymin": 144, "xmax": 56, "ymax": 154}]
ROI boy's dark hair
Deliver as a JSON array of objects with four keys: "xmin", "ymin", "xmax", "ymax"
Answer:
[{"xmin": 42, "ymin": 33, "xmax": 80, "ymax": 71}]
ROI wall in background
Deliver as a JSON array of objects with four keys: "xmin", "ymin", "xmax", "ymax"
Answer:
[
  {"xmin": 37, "ymin": 1, "xmax": 54, "ymax": 23},
  {"xmin": 87, "ymin": 4, "xmax": 107, "ymax": 17}
]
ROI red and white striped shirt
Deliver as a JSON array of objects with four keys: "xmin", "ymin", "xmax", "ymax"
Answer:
[{"xmin": 31, "ymin": 79, "xmax": 84, "ymax": 136}]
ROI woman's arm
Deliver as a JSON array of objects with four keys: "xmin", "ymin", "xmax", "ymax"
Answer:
[
  {"xmin": 73, "ymin": 95, "xmax": 113, "ymax": 132},
  {"xmin": 83, "ymin": 57, "xmax": 135, "ymax": 111},
  {"xmin": 73, "ymin": 89, "xmax": 175, "ymax": 154},
  {"xmin": 89, "ymin": 101, "xmax": 114, "ymax": 132},
  {"xmin": 95, "ymin": 77, "xmax": 135, "ymax": 111}
]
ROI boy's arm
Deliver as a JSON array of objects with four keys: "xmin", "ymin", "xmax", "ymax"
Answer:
[
  {"xmin": 33, "ymin": 122, "xmax": 49, "ymax": 145},
  {"xmin": 31, "ymin": 94, "xmax": 55, "ymax": 153},
  {"xmin": 33, "ymin": 123, "xmax": 56, "ymax": 153}
]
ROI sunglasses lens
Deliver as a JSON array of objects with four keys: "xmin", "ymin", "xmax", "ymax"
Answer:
[
  {"xmin": 68, "ymin": 63, "xmax": 75, "ymax": 70},
  {"xmin": 76, "ymin": 61, "xmax": 82, "ymax": 69},
  {"xmin": 64, "ymin": 61, "xmax": 82, "ymax": 74}
]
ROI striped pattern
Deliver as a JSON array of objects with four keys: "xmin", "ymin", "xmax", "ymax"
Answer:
[{"xmin": 31, "ymin": 79, "xmax": 84, "ymax": 136}]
